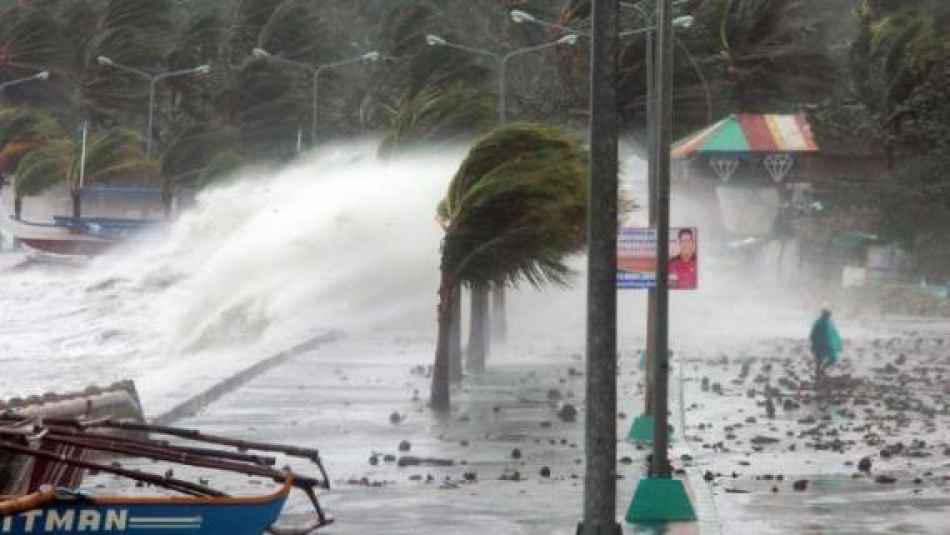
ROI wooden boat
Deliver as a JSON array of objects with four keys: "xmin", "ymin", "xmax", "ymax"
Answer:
[
  {"xmin": 0, "ymin": 186, "xmax": 163, "ymax": 256},
  {"xmin": 0, "ymin": 416, "xmax": 332, "ymax": 534}
]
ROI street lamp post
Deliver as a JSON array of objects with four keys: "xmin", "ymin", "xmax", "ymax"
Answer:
[
  {"xmin": 511, "ymin": 8, "xmax": 708, "ymax": 123},
  {"xmin": 253, "ymin": 48, "xmax": 381, "ymax": 145},
  {"xmin": 425, "ymin": 33, "xmax": 579, "ymax": 125},
  {"xmin": 0, "ymin": 71, "xmax": 50, "ymax": 94},
  {"xmin": 97, "ymin": 57, "xmax": 210, "ymax": 159}
]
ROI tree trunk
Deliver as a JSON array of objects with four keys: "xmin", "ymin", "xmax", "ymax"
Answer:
[
  {"xmin": 491, "ymin": 283, "xmax": 508, "ymax": 343},
  {"xmin": 13, "ymin": 196, "xmax": 22, "ymax": 220},
  {"xmin": 449, "ymin": 283, "xmax": 463, "ymax": 383},
  {"xmin": 431, "ymin": 271, "xmax": 454, "ymax": 412},
  {"xmin": 71, "ymin": 190, "xmax": 81, "ymax": 223},
  {"xmin": 466, "ymin": 282, "xmax": 490, "ymax": 374}
]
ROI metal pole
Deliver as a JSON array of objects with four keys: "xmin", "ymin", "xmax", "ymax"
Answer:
[
  {"xmin": 579, "ymin": 0, "xmax": 620, "ymax": 533},
  {"xmin": 644, "ymin": 29, "xmax": 657, "ymax": 416},
  {"xmin": 651, "ymin": 0, "xmax": 674, "ymax": 479},
  {"xmin": 146, "ymin": 77, "xmax": 158, "ymax": 159}
]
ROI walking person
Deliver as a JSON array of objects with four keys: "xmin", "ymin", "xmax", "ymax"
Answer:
[{"xmin": 809, "ymin": 307, "xmax": 842, "ymax": 385}]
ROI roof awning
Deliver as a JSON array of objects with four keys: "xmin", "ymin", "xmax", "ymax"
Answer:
[{"xmin": 672, "ymin": 113, "xmax": 819, "ymax": 159}]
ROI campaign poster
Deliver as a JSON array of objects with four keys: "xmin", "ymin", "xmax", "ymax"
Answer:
[{"xmin": 617, "ymin": 227, "xmax": 698, "ymax": 290}]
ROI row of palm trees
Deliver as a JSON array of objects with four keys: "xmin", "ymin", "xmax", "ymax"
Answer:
[
  {"xmin": 1, "ymin": 0, "xmax": 841, "ymax": 203},
  {"xmin": 0, "ymin": 0, "xmax": 852, "ymax": 411}
]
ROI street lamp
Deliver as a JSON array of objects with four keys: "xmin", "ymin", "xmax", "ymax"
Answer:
[
  {"xmin": 510, "ymin": 9, "xmax": 707, "ymax": 124},
  {"xmin": 511, "ymin": 9, "xmax": 693, "ymax": 38},
  {"xmin": 97, "ymin": 56, "xmax": 210, "ymax": 158},
  {"xmin": 425, "ymin": 33, "xmax": 579, "ymax": 124},
  {"xmin": 0, "ymin": 70, "xmax": 50, "ymax": 93},
  {"xmin": 253, "ymin": 48, "xmax": 381, "ymax": 145}
]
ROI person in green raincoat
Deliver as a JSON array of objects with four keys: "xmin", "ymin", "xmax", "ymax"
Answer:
[{"xmin": 809, "ymin": 308, "xmax": 842, "ymax": 383}]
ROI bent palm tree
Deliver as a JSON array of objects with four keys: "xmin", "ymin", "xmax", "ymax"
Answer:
[{"xmin": 431, "ymin": 124, "xmax": 588, "ymax": 411}]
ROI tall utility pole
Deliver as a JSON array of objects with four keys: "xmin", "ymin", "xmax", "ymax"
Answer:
[
  {"xmin": 644, "ymin": 28, "xmax": 658, "ymax": 417},
  {"xmin": 627, "ymin": 1, "xmax": 695, "ymax": 523},
  {"xmin": 652, "ymin": 0, "xmax": 675, "ymax": 481},
  {"xmin": 579, "ymin": 1, "xmax": 621, "ymax": 534}
]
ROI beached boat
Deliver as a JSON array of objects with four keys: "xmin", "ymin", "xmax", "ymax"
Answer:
[
  {"xmin": 0, "ymin": 186, "xmax": 164, "ymax": 256},
  {"xmin": 0, "ymin": 416, "xmax": 333, "ymax": 534}
]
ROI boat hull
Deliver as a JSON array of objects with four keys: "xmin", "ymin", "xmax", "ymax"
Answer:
[
  {"xmin": 17, "ymin": 237, "xmax": 114, "ymax": 256},
  {"xmin": 0, "ymin": 487, "xmax": 290, "ymax": 535}
]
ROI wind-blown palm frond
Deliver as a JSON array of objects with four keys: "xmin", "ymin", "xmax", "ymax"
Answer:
[
  {"xmin": 161, "ymin": 122, "xmax": 240, "ymax": 187},
  {"xmin": 441, "ymin": 124, "xmax": 589, "ymax": 289},
  {"xmin": 0, "ymin": 106, "xmax": 63, "ymax": 173},
  {"xmin": 14, "ymin": 127, "xmax": 156, "ymax": 198}
]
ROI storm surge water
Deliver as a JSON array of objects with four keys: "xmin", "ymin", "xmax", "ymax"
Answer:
[
  {"xmin": 0, "ymin": 140, "xmax": 462, "ymax": 412},
  {"xmin": 0, "ymin": 138, "xmax": 816, "ymax": 414}
]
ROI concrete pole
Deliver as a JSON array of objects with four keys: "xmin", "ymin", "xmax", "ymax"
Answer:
[
  {"xmin": 579, "ymin": 0, "xmax": 621, "ymax": 533},
  {"xmin": 651, "ymin": 0, "xmax": 674, "ymax": 479},
  {"xmin": 644, "ymin": 28, "xmax": 657, "ymax": 416}
]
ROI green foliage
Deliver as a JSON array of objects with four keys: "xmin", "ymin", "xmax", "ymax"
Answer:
[
  {"xmin": 0, "ymin": 106, "xmax": 63, "ymax": 173},
  {"xmin": 878, "ymin": 151, "xmax": 950, "ymax": 279},
  {"xmin": 14, "ymin": 127, "xmax": 156, "ymax": 197},
  {"xmin": 440, "ymin": 124, "xmax": 589, "ymax": 288}
]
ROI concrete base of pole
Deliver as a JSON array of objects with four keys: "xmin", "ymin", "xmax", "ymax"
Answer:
[
  {"xmin": 574, "ymin": 522, "xmax": 623, "ymax": 535},
  {"xmin": 626, "ymin": 478, "xmax": 697, "ymax": 523},
  {"xmin": 627, "ymin": 414, "xmax": 654, "ymax": 444}
]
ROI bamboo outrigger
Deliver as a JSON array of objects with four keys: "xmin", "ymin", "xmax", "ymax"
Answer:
[{"xmin": 0, "ymin": 414, "xmax": 332, "ymax": 534}]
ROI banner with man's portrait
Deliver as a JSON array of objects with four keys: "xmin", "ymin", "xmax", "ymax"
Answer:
[{"xmin": 617, "ymin": 227, "xmax": 698, "ymax": 290}]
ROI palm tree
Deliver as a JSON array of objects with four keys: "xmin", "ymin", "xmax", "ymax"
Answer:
[
  {"xmin": 14, "ymin": 127, "xmax": 156, "ymax": 219},
  {"xmin": 0, "ymin": 106, "xmax": 62, "ymax": 218},
  {"xmin": 431, "ymin": 124, "xmax": 589, "ymax": 411}
]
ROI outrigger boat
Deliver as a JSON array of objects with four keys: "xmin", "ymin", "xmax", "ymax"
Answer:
[{"xmin": 0, "ymin": 415, "xmax": 332, "ymax": 534}]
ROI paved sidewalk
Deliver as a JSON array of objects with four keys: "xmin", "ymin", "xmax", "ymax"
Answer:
[{"xmin": 95, "ymin": 332, "xmax": 705, "ymax": 534}]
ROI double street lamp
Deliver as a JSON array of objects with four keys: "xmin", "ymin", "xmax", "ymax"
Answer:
[
  {"xmin": 511, "ymin": 9, "xmax": 694, "ymax": 38},
  {"xmin": 97, "ymin": 56, "xmax": 211, "ymax": 159},
  {"xmin": 253, "ymin": 48, "xmax": 382, "ymax": 145},
  {"xmin": 510, "ymin": 8, "xmax": 710, "ymax": 124},
  {"xmin": 425, "ymin": 33, "xmax": 579, "ymax": 124},
  {"xmin": 0, "ymin": 71, "xmax": 50, "ymax": 93}
]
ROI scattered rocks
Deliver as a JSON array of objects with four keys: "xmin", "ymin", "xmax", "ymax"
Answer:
[
  {"xmin": 540, "ymin": 466, "xmax": 551, "ymax": 478},
  {"xmin": 793, "ymin": 479, "xmax": 808, "ymax": 491},
  {"xmin": 858, "ymin": 457, "xmax": 872, "ymax": 473},
  {"xmin": 398, "ymin": 440, "xmax": 412, "ymax": 452},
  {"xmin": 557, "ymin": 403, "xmax": 578, "ymax": 423},
  {"xmin": 511, "ymin": 448, "xmax": 522, "ymax": 460},
  {"xmin": 875, "ymin": 475, "xmax": 897, "ymax": 484},
  {"xmin": 389, "ymin": 411, "xmax": 403, "ymax": 425}
]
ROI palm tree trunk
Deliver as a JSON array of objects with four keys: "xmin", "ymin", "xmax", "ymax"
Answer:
[
  {"xmin": 491, "ymin": 283, "xmax": 508, "ymax": 343},
  {"xmin": 466, "ymin": 282, "xmax": 490, "ymax": 374},
  {"xmin": 449, "ymin": 283, "xmax": 463, "ymax": 383},
  {"xmin": 71, "ymin": 190, "xmax": 81, "ymax": 222},
  {"xmin": 431, "ymin": 271, "xmax": 454, "ymax": 412}
]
